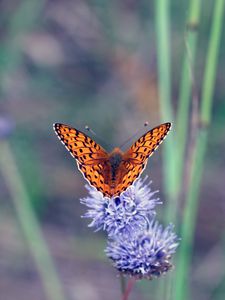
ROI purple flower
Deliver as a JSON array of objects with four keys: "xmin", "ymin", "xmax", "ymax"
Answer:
[
  {"xmin": 105, "ymin": 220, "xmax": 179, "ymax": 279},
  {"xmin": 80, "ymin": 177, "xmax": 161, "ymax": 237}
]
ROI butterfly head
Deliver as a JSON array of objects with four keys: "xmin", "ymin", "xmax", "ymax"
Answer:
[{"xmin": 109, "ymin": 147, "xmax": 123, "ymax": 162}]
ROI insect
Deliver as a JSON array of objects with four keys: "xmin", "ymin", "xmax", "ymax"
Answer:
[{"xmin": 53, "ymin": 122, "xmax": 171, "ymax": 198}]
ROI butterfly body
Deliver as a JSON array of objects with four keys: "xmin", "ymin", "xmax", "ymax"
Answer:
[
  {"xmin": 108, "ymin": 147, "xmax": 123, "ymax": 181},
  {"xmin": 53, "ymin": 122, "xmax": 171, "ymax": 198}
]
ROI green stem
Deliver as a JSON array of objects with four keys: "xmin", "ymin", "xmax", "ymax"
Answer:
[
  {"xmin": 155, "ymin": 0, "xmax": 177, "ymax": 219},
  {"xmin": 120, "ymin": 274, "xmax": 126, "ymax": 296},
  {"xmin": 175, "ymin": 0, "xmax": 202, "ymax": 205},
  {"xmin": 0, "ymin": 141, "xmax": 66, "ymax": 300},
  {"xmin": 200, "ymin": 1, "xmax": 225, "ymax": 125},
  {"xmin": 174, "ymin": 0, "xmax": 225, "ymax": 299},
  {"xmin": 154, "ymin": 1, "xmax": 176, "ymax": 299},
  {"xmin": 174, "ymin": 131, "xmax": 207, "ymax": 300}
]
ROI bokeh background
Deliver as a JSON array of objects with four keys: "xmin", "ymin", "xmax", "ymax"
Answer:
[{"xmin": 0, "ymin": 1, "xmax": 224, "ymax": 300}]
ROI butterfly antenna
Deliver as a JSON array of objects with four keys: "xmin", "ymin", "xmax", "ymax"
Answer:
[
  {"xmin": 85, "ymin": 125, "xmax": 113, "ymax": 149},
  {"xmin": 119, "ymin": 121, "xmax": 149, "ymax": 150},
  {"xmin": 85, "ymin": 125, "xmax": 97, "ymax": 136}
]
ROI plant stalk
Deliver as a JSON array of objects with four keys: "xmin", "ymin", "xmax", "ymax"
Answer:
[
  {"xmin": 0, "ymin": 141, "xmax": 66, "ymax": 300},
  {"xmin": 174, "ymin": 0, "xmax": 225, "ymax": 299}
]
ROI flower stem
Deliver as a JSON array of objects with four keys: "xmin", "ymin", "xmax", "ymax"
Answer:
[
  {"xmin": 122, "ymin": 277, "xmax": 136, "ymax": 300},
  {"xmin": 120, "ymin": 274, "xmax": 126, "ymax": 295}
]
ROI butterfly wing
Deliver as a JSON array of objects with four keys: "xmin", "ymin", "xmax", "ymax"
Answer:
[
  {"xmin": 114, "ymin": 123, "xmax": 172, "ymax": 195},
  {"xmin": 113, "ymin": 161, "xmax": 146, "ymax": 196},
  {"xmin": 78, "ymin": 162, "xmax": 112, "ymax": 196},
  {"xmin": 125, "ymin": 122, "xmax": 172, "ymax": 163},
  {"xmin": 53, "ymin": 123, "xmax": 112, "ymax": 196}
]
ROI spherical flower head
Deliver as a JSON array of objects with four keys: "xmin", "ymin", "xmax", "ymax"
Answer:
[
  {"xmin": 80, "ymin": 177, "xmax": 161, "ymax": 238},
  {"xmin": 105, "ymin": 220, "xmax": 179, "ymax": 279}
]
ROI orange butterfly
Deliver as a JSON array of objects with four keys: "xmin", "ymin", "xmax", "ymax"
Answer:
[{"xmin": 53, "ymin": 122, "xmax": 171, "ymax": 198}]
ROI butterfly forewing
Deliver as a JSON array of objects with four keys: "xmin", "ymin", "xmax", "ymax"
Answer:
[
  {"xmin": 125, "ymin": 122, "xmax": 171, "ymax": 163},
  {"xmin": 53, "ymin": 123, "xmax": 108, "ymax": 163}
]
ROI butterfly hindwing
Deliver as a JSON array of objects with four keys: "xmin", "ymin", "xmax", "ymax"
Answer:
[
  {"xmin": 79, "ymin": 162, "xmax": 111, "ymax": 196},
  {"xmin": 113, "ymin": 162, "xmax": 146, "ymax": 196}
]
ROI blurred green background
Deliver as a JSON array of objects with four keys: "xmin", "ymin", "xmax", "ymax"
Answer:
[{"xmin": 0, "ymin": 0, "xmax": 225, "ymax": 300}]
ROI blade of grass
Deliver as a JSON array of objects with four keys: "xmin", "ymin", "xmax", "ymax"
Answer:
[
  {"xmin": 174, "ymin": 0, "xmax": 225, "ymax": 299},
  {"xmin": 155, "ymin": 0, "xmax": 177, "ymax": 218},
  {"xmin": 0, "ymin": 141, "xmax": 66, "ymax": 300},
  {"xmin": 154, "ymin": 1, "xmax": 176, "ymax": 299},
  {"xmin": 175, "ymin": 0, "xmax": 202, "ymax": 210}
]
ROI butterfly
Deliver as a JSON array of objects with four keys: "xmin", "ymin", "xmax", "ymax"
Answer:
[{"xmin": 53, "ymin": 122, "xmax": 171, "ymax": 198}]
